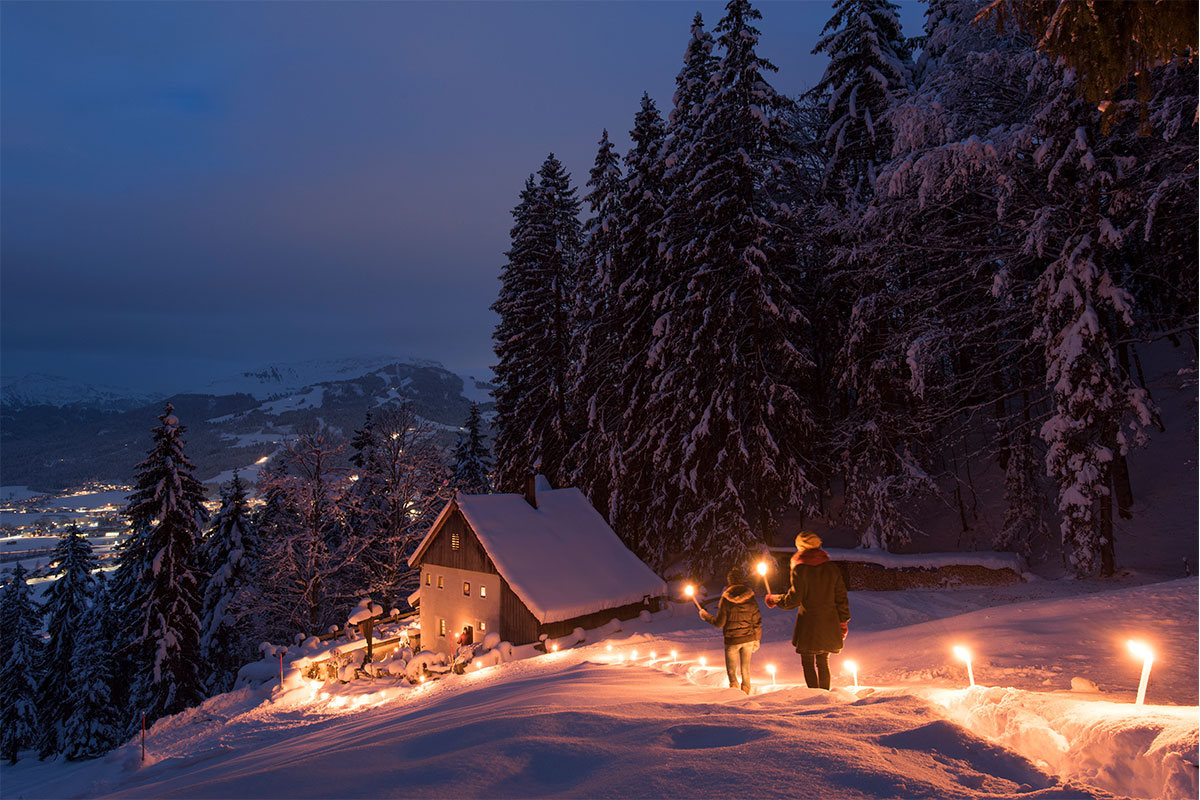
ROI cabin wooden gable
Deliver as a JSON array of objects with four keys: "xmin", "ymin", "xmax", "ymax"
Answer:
[{"xmin": 418, "ymin": 504, "xmax": 499, "ymax": 575}]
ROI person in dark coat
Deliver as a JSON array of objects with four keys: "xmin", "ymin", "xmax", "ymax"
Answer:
[
  {"xmin": 699, "ymin": 567, "xmax": 762, "ymax": 694},
  {"xmin": 765, "ymin": 532, "xmax": 849, "ymax": 690}
]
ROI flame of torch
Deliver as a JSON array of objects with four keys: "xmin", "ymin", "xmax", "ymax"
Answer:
[
  {"xmin": 684, "ymin": 584, "xmax": 701, "ymax": 610},
  {"xmin": 756, "ymin": 560, "xmax": 773, "ymax": 594},
  {"xmin": 1127, "ymin": 640, "xmax": 1154, "ymax": 706},
  {"xmin": 952, "ymin": 645, "xmax": 975, "ymax": 688}
]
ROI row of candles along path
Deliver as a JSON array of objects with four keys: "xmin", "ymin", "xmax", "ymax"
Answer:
[{"xmin": 680, "ymin": 562, "xmax": 1161, "ymax": 705}]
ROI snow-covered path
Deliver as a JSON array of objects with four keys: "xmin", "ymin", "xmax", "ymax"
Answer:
[{"xmin": 5, "ymin": 578, "xmax": 1196, "ymax": 800}]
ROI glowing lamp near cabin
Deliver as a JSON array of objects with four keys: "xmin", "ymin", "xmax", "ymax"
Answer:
[
  {"xmin": 766, "ymin": 663, "xmax": 776, "ymax": 686},
  {"xmin": 952, "ymin": 645, "xmax": 975, "ymax": 687},
  {"xmin": 843, "ymin": 659, "xmax": 859, "ymax": 689},
  {"xmin": 756, "ymin": 560, "xmax": 772, "ymax": 594},
  {"xmin": 551, "ymin": 643, "xmax": 559, "ymax": 653},
  {"xmin": 1127, "ymin": 640, "xmax": 1154, "ymax": 705}
]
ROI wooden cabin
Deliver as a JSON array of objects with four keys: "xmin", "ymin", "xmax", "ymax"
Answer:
[{"xmin": 407, "ymin": 476, "xmax": 667, "ymax": 656}]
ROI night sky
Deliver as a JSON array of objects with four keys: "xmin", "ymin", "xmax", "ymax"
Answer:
[{"xmin": 1, "ymin": 1, "xmax": 924, "ymax": 393}]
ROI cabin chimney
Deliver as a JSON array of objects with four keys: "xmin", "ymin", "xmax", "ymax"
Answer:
[{"xmin": 524, "ymin": 472, "xmax": 538, "ymax": 509}]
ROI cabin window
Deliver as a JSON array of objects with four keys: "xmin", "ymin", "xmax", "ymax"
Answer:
[
  {"xmin": 479, "ymin": 585, "xmax": 487, "ymax": 598},
  {"xmin": 479, "ymin": 621, "xmax": 486, "ymax": 632},
  {"xmin": 463, "ymin": 581, "xmax": 470, "ymax": 596},
  {"xmin": 425, "ymin": 573, "xmax": 431, "ymax": 586},
  {"xmin": 439, "ymin": 619, "xmax": 446, "ymax": 636},
  {"xmin": 451, "ymin": 530, "xmax": 461, "ymax": 550},
  {"xmin": 437, "ymin": 575, "xmax": 444, "ymax": 589}
]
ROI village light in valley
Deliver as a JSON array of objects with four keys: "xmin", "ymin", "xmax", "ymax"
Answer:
[
  {"xmin": 756, "ymin": 560, "xmax": 772, "ymax": 594},
  {"xmin": 1127, "ymin": 640, "xmax": 1154, "ymax": 705},
  {"xmin": 953, "ymin": 645, "xmax": 975, "ymax": 687},
  {"xmin": 844, "ymin": 659, "xmax": 859, "ymax": 689}
]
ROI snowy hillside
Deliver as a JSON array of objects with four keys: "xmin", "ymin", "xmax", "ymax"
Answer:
[
  {"xmin": 0, "ymin": 373, "xmax": 164, "ymax": 411},
  {"xmin": 6, "ymin": 577, "xmax": 1195, "ymax": 800}
]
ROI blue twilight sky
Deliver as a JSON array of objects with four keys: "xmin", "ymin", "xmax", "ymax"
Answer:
[{"xmin": 1, "ymin": 0, "xmax": 925, "ymax": 393}]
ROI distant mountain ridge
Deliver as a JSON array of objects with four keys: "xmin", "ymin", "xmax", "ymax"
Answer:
[
  {"xmin": 0, "ymin": 373, "xmax": 165, "ymax": 411},
  {"xmin": 1, "ymin": 358, "xmax": 495, "ymax": 493}
]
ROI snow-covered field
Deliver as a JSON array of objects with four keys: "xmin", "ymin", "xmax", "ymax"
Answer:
[{"xmin": 6, "ymin": 577, "xmax": 1195, "ymax": 800}]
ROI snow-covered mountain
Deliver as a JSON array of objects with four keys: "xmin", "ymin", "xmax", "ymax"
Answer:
[
  {"xmin": 1, "ymin": 358, "xmax": 495, "ymax": 493},
  {"xmin": 0, "ymin": 373, "xmax": 164, "ymax": 411}
]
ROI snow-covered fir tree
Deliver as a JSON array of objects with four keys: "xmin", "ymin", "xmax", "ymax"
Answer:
[
  {"xmin": 451, "ymin": 402, "xmax": 492, "ymax": 495},
  {"xmin": 644, "ymin": 0, "xmax": 817, "ymax": 571},
  {"xmin": 120, "ymin": 403, "xmax": 209, "ymax": 727},
  {"xmin": 61, "ymin": 573, "xmax": 121, "ymax": 760},
  {"xmin": 810, "ymin": 0, "xmax": 912, "ymax": 201},
  {"xmin": 0, "ymin": 564, "xmax": 42, "ymax": 763},
  {"xmin": 610, "ymin": 93, "xmax": 668, "ymax": 555},
  {"xmin": 565, "ymin": 129, "xmax": 626, "ymax": 513},
  {"xmin": 491, "ymin": 155, "xmax": 582, "ymax": 491},
  {"xmin": 36, "ymin": 525, "xmax": 98, "ymax": 757},
  {"xmin": 199, "ymin": 471, "xmax": 258, "ymax": 695}
]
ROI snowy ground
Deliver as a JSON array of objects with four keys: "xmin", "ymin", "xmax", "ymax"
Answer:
[{"xmin": 5, "ymin": 578, "xmax": 1196, "ymax": 800}]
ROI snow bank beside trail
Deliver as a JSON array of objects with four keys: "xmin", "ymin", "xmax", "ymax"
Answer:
[
  {"xmin": 926, "ymin": 685, "xmax": 1198, "ymax": 800},
  {"xmin": 799, "ymin": 547, "xmax": 1027, "ymax": 573}
]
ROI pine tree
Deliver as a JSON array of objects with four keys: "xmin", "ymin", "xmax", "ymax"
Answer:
[
  {"xmin": 492, "ymin": 155, "xmax": 582, "ymax": 491},
  {"xmin": 645, "ymin": 0, "xmax": 817, "ymax": 571},
  {"xmin": 199, "ymin": 471, "xmax": 257, "ymax": 695},
  {"xmin": 0, "ymin": 564, "xmax": 42, "ymax": 763},
  {"xmin": 565, "ymin": 129, "xmax": 625, "ymax": 511},
  {"xmin": 36, "ymin": 525, "xmax": 98, "ymax": 757},
  {"xmin": 810, "ymin": 0, "xmax": 913, "ymax": 201},
  {"xmin": 611, "ymin": 93, "xmax": 668, "ymax": 554},
  {"xmin": 61, "ymin": 574, "xmax": 121, "ymax": 760},
  {"xmin": 451, "ymin": 402, "xmax": 493, "ymax": 495},
  {"xmin": 121, "ymin": 403, "xmax": 208, "ymax": 727}
]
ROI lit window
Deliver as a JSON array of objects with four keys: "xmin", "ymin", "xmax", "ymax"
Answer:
[
  {"xmin": 439, "ymin": 619, "xmax": 446, "ymax": 636},
  {"xmin": 451, "ymin": 530, "xmax": 460, "ymax": 550},
  {"xmin": 437, "ymin": 576, "xmax": 444, "ymax": 589},
  {"xmin": 463, "ymin": 581, "xmax": 471, "ymax": 596},
  {"xmin": 479, "ymin": 585, "xmax": 487, "ymax": 598},
  {"xmin": 479, "ymin": 621, "xmax": 486, "ymax": 632},
  {"xmin": 425, "ymin": 573, "xmax": 431, "ymax": 586}
]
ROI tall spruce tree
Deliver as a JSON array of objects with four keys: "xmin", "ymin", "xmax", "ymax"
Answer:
[
  {"xmin": 36, "ymin": 525, "xmax": 98, "ymax": 757},
  {"xmin": 611, "ymin": 93, "xmax": 669, "ymax": 555},
  {"xmin": 566, "ymin": 129, "xmax": 626, "ymax": 511},
  {"xmin": 199, "ymin": 471, "xmax": 257, "ymax": 695},
  {"xmin": 810, "ymin": 0, "xmax": 913, "ymax": 201},
  {"xmin": 451, "ymin": 402, "xmax": 493, "ymax": 495},
  {"xmin": 645, "ymin": 0, "xmax": 817, "ymax": 571},
  {"xmin": 0, "ymin": 564, "xmax": 42, "ymax": 763},
  {"xmin": 121, "ymin": 403, "xmax": 208, "ymax": 727},
  {"xmin": 492, "ymin": 155, "xmax": 582, "ymax": 491},
  {"xmin": 61, "ymin": 573, "xmax": 121, "ymax": 760}
]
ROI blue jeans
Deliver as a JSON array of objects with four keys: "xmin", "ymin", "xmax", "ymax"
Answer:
[{"xmin": 724, "ymin": 641, "xmax": 757, "ymax": 694}]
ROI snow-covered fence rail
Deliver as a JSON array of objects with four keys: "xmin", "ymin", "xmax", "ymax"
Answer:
[{"xmin": 766, "ymin": 547, "xmax": 1026, "ymax": 590}]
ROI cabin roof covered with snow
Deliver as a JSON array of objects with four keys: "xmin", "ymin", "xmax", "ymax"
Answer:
[{"xmin": 409, "ymin": 487, "xmax": 667, "ymax": 625}]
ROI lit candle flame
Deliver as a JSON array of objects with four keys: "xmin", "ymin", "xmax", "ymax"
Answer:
[
  {"xmin": 698, "ymin": 656, "xmax": 706, "ymax": 667},
  {"xmin": 1127, "ymin": 640, "xmax": 1155, "ymax": 705},
  {"xmin": 631, "ymin": 649, "xmax": 638, "ymax": 659},
  {"xmin": 952, "ymin": 645, "xmax": 975, "ymax": 687},
  {"xmin": 843, "ymin": 659, "xmax": 859, "ymax": 689},
  {"xmin": 650, "ymin": 651, "xmax": 657, "ymax": 661},
  {"xmin": 670, "ymin": 650, "xmax": 678, "ymax": 662},
  {"xmin": 767, "ymin": 663, "xmax": 776, "ymax": 686}
]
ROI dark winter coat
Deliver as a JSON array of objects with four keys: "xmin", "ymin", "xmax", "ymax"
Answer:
[
  {"xmin": 700, "ymin": 584, "xmax": 762, "ymax": 646},
  {"xmin": 775, "ymin": 550, "xmax": 850, "ymax": 654}
]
